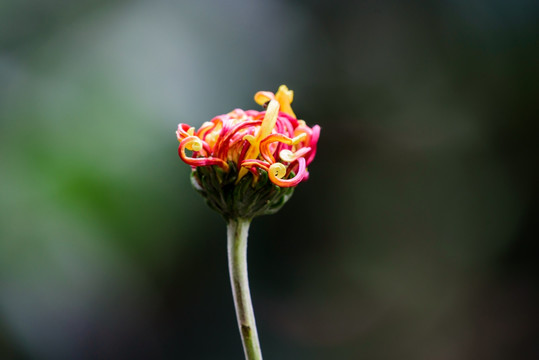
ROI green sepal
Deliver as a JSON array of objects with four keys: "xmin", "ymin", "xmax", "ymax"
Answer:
[{"xmin": 190, "ymin": 162, "xmax": 294, "ymax": 220}]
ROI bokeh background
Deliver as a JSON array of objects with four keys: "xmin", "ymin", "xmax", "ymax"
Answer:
[{"xmin": 1, "ymin": 0, "xmax": 538, "ymax": 359}]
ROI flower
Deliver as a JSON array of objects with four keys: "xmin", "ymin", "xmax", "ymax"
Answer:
[{"xmin": 176, "ymin": 85, "xmax": 320, "ymax": 219}]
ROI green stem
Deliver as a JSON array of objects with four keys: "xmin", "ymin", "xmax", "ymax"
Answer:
[{"xmin": 227, "ymin": 218, "xmax": 263, "ymax": 360}]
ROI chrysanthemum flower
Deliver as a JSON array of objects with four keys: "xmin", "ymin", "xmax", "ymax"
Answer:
[
  {"xmin": 176, "ymin": 85, "xmax": 320, "ymax": 219},
  {"xmin": 175, "ymin": 85, "xmax": 321, "ymax": 359}
]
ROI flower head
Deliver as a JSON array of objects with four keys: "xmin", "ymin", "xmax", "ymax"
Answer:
[{"xmin": 176, "ymin": 85, "xmax": 320, "ymax": 219}]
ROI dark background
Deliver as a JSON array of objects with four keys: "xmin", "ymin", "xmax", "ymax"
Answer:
[{"xmin": 1, "ymin": 0, "xmax": 538, "ymax": 359}]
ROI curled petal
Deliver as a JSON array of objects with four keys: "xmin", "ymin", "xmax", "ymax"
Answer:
[
  {"xmin": 274, "ymin": 85, "xmax": 296, "ymax": 118},
  {"xmin": 254, "ymin": 91, "xmax": 275, "ymax": 106},
  {"xmin": 269, "ymin": 158, "xmax": 306, "ymax": 188},
  {"xmin": 188, "ymin": 137, "xmax": 203, "ymax": 152},
  {"xmin": 305, "ymin": 125, "xmax": 320, "ymax": 165},
  {"xmin": 240, "ymin": 159, "xmax": 270, "ymax": 172},
  {"xmin": 279, "ymin": 147, "xmax": 311, "ymax": 163},
  {"xmin": 197, "ymin": 120, "xmax": 219, "ymax": 141},
  {"xmin": 243, "ymin": 134, "xmax": 256, "ymax": 146},
  {"xmin": 259, "ymin": 133, "xmax": 307, "ymax": 164},
  {"xmin": 176, "ymin": 124, "xmax": 195, "ymax": 142},
  {"xmin": 179, "ymin": 136, "xmax": 229, "ymax": 170},
  {"xmin": 276, "ymin": 114, "xmax": 297, "ymax": 137},
  {"xmin": 293, "ymin": 122, "xmax": 311, "ymax": 140},
  {"xmin": 239, "ymin": 159, "xmax": 266, "ymax": 182},
  {"xmin": 269, "ymin": 163, "xmax": 287, "ymax": 178}
]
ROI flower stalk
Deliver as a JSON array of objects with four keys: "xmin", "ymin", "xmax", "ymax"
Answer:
[
  {"xmin": 227, "ymin": 218, "xmax": 262, "ymax": 360},
  {"xmin": 176, "ymin": 85, "xmax": 320, "ymax": 359}
]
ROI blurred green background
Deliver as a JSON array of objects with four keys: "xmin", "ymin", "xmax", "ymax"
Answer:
[{"xmin": 1, "ymin": 0, "xmax": 538, "ymax": 359}]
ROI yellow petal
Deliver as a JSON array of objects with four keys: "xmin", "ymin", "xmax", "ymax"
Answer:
[
  {"xmin": 275, "ymin": 85, "xmax": 296, "ymax": 118},
  {"xmin": 254, "ymin": 91, "xmax": 275, "ymax": 106},
  {"xmin": 237, "ymin": 100, "xmax": 280, "ymax": 182}
]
